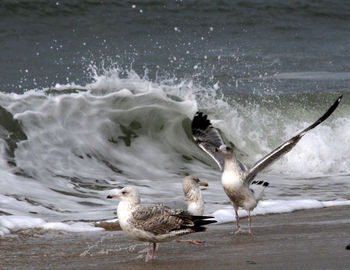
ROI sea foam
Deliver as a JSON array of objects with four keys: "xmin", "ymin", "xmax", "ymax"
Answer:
[
  {"xmin": 212, "ymin": 199, "xmax": 350, "ymax": 224},
  {"xmin": 2, "ymin": 199, "xmax": 349, "ymax": 236},
  {"xmin": 0, "ymin": 216, "xmax": 103, "ymax": 237}
]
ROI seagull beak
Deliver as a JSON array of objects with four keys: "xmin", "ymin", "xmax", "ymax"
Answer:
[
  {"xmin": 200, "ymin": 181, "xmax": 209, "ymax": 187},
  {"xmin": 216, "ymin": 147, "xmax": 223, "ymax": 153},
  {"xmin": 107, "ymin": 194, "xmax": 120, "ymax": 199}
]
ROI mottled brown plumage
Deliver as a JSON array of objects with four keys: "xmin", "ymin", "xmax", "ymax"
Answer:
[
  {"xmin": 107, "ymin": 186, "xmax": 216, "ymax": 262},
  {"xmin": 130, "ymin": 205, "xmax": 193, "ymax": 235}
]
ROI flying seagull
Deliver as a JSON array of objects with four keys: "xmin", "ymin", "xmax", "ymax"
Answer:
[
  {"xmin": 107, "ymin": 186, "xmax": 216, "ymax": 262},
  {"xmin": 191, "ymin": 95, "xmax": 342, "ymax": 234}
]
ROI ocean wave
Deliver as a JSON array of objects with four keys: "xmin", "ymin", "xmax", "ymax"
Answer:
[
  {"xmin": 0, "ymin": 67, "xmax": 348, "ymax": 178},
  {"xmin": 0, "ymin": 67, "xmax": 348, "ymax": 226}
]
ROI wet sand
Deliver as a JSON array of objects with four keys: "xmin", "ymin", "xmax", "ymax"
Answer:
[{"xmin": 1, "ymin": 206, "xmax": 350, "ymax": 270}]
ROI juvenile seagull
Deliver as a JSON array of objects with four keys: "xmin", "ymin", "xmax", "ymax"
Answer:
[
  {"xmin": 165, "ymin": 176, "xmax": 208, "ymax": 215},
  {"xmin": 176, "ymin": 176, "xmax": 209, "ymax": 245},
  {"xmin": 107, "ymin": 186, "xmax": 216, "ymax": 262},
  {"xmin": 182, "ymin": 175, "xmax": 208, "ymax": 216},
  {"xmin": 191, "ymin": 95, "xmax": 342, "ymax": 234},
  {"xmin": 96, "ymin": 176, "xmax": 208, "ymax": 231}
]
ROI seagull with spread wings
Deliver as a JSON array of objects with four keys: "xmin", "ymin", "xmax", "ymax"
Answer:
[{"xmin": 191, "ymin": 95, "xmax": 342, "ymax": 234}]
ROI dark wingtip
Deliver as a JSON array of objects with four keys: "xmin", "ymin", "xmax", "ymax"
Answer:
[
  {"xmin": 107, "ymin": 195, "xmax": 113, "ymax": 199},
  {"xmin": 251, "ymin": 180, "xmax": 269, "ymax": 187},
  {"xmin": 192, "ymin": 111, "xmax": 211, "ymax": 132},
  {"xmin": 318, "ymin": 94, "xmax": 343, "ymax": 123},
  {"xmin": 193, "ymin": 227, "xmax": 207, "ymax": 232},
  {"xmin": 301, "ymin": 94, "xmax": 343, "ymax": 134},
  {"xmin": 325, "ymin": 96, "xmax": 340, "ymax": 115},
  {"xmin": 335, "ymin": 95, "xmax": 343, "ymax": 106},
  {"xmin": 191, "ymin": 215, "xmax": 216, "ymax": 220},
  {"xmin": 196, "ymin": 219, "xmax": 217, "ymax": 227},
  {"xmin": 193, "ymin": 111, "xmax": 204, "ymax": 119}
]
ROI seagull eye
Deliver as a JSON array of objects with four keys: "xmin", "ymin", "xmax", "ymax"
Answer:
[{"xmin": 122, "ymin": 191, "xmax": 127, "ymax": 195}]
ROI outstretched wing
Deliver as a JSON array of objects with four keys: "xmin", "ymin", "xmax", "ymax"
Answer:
[
  {"xmin": 191, "ymin": 112, "xmax": 225, "ymax": 170},
  {"xmin": 245, "ymin": 95, "xmax": 342, "ymax": 184}
]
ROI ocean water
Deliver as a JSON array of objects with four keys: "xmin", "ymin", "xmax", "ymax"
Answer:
[{"xmin": 1, "ymin": 0, "xmax": 350, "ymax": 235}]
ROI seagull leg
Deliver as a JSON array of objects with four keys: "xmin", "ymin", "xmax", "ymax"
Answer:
[
  {"xmin": 145, "ymin": 244, "xmax": 153, "ymax": 262},
  {"xmin": 154, "ymin": 243, "xmax": 160, "ymax": 252},
  {"xmin": 151, "ymin": 243, "xmax": 159, "ymax": 260},
  {"xmin": 144, "ymin": 243, "xmax": 159, "ymax": 262},
  {"xmin": 234, "ymin": 208, "xmax": 241, "ymax": 234},
  {"xmin": 248, "ymin": 210, "xmax": 253, "ymax": 235}
]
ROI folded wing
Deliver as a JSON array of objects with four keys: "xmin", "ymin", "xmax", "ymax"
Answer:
[{"xmin": 131, "ymin": 204, "xmax": 216, "ymax": 235}]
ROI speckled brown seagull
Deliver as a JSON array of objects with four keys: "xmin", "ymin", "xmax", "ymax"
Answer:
[
  {"xmin": 107, "ymin": 186, "xmax": 216, "ymax": 262},
  {"xmin": 191, "ymin": 95, "xmax": 342, "ymax": 234},
  {"xmin": 182, "ymin": 175, "xmax": 208, "ymax": 216},
  {"xmin": 176, "ymin": 175, "xmax": 209, "ymax": 245},
  {"xmin": 164, "ymin": 176, "xmax": 208, "ymax": 216}
]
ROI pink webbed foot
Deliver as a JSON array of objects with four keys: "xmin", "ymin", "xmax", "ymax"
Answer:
[
  {"xmin": 176, "ymin": 239, "xmax": 205, "ymax": 245},
  {"xmin": 145, "ymin": 243, "xmax": 159, "ymax": 262}
]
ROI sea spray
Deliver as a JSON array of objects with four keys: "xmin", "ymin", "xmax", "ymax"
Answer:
[{"xmin": 0, "ymin": 67, "xmax": 348, "ymax": 235}]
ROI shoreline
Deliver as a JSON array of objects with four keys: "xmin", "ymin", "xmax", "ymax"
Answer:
[{"xmin": 1, "ymin": 206, "xmax": 350, "ymax": 270}]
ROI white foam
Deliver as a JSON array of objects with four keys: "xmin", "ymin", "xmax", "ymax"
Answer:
[
  {"xmin": 0, "ymin": 216, "xmax": 45, "ymax": 236},
  {"xmin": 272, "ymin": 118, "xmax": 350, "ymax": 175},
  {"xmin": 0, "ymin": 216, "xmax": 103, "ymax": 237},
  {"xmin": 212, "ymin": 199, "xmax": 350, "ymax": 224},
  {"xmin": 41, "ymin": 222, "xmax": 103, "ymax": 232}
]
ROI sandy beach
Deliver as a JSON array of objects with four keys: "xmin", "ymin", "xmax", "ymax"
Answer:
[{"xmin": 1, "ymin": 205, "xmax": 350, "ymax": 270}]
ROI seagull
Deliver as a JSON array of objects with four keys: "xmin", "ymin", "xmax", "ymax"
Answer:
[
  {"xmin": 164, "ymin": 176, "xmax": 208, "ymax": 216},
  {"xmin": 176, "ymin": 176, "xmax": 209, "ymax": 245},
  {"xmin": 107, "ymin": 186, "xmax": 216, "ymax": 262},
  {"xmin": 182, "ymin": 175, "xmax": 208, "ymax": 216},
  {"xmin": 191, "ymin": 95, "xmax": 342, "ymax": 234},
  {"xmin": 96, "ymin": 176, "xmax": 208, "ymax": 231}
]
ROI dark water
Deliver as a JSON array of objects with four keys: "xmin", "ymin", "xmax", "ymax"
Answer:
[{"xmin": 1, "ymin": 0, "xmax": 350, "ymax": 94}]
